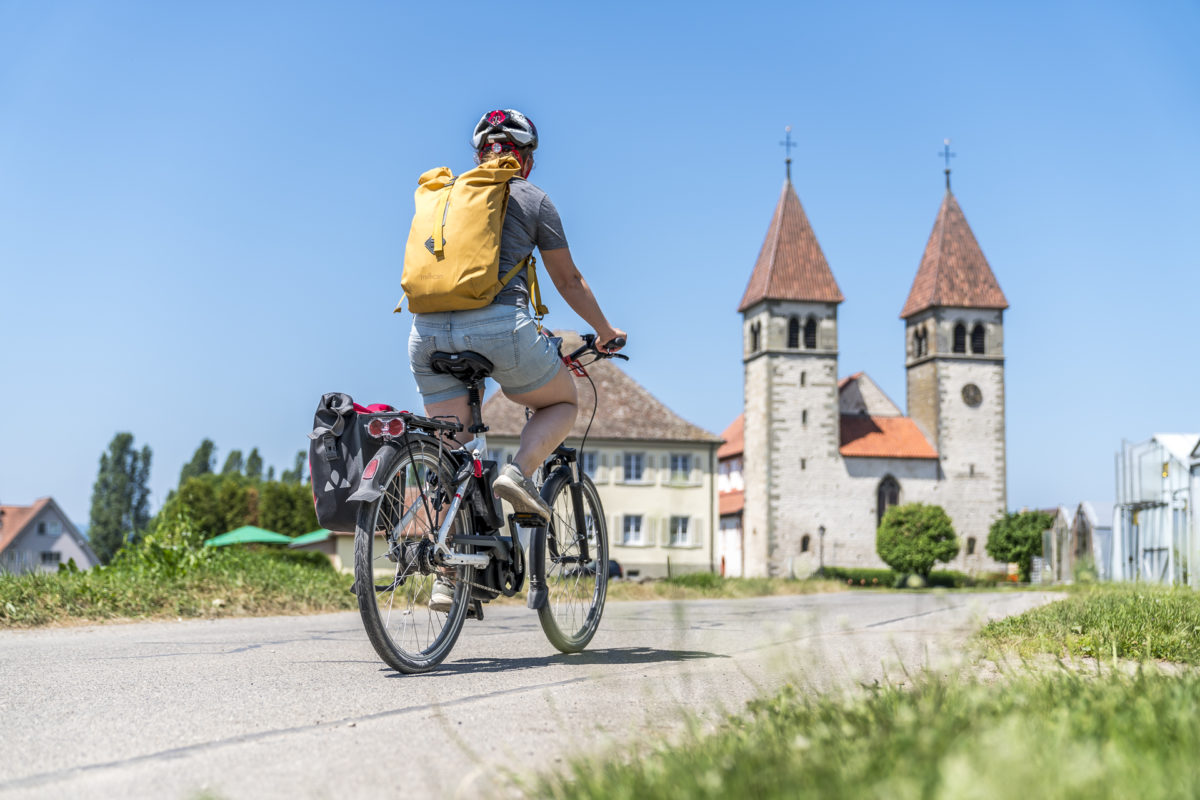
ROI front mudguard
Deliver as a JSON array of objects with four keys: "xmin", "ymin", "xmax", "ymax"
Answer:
[{"xmin": 347, "ymin": 442, "xmax": 402, "ymax": 504}]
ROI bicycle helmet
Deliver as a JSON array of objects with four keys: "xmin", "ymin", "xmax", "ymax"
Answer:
[{"xmin": 472, "ymin": 109, "xmax": 538, "ymax": 152}]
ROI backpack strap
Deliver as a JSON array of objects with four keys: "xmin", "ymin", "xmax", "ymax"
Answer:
[
  {"xmin": 496, "ymin": 254, "xmax": 549, "ymax": 326},
  {"xmin": 430, "ymin": 178, "xmax": 457, "ymax": 256}
]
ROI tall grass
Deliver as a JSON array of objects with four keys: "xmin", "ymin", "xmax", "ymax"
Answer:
[
  {"xmin": 540, "ymin": 668, "xmax": 1200, "ymax": 800},
  {"xmin": 979, "ymin": 583, "xmax": 1200, "ymax": 663}
]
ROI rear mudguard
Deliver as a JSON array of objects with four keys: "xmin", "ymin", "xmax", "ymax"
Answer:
[{"xmin": 347, "ymin": 442, "xmax": 402, "ymax": 504}]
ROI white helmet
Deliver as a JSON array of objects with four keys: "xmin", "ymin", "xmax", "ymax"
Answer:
[{"xmin": 471, "ymin": 109, "xmax": 538, "ymax": 152}]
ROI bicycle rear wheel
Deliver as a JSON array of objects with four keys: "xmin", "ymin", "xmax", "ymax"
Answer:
[
  {"xmin": 354, "ymin": 436, "xmax": 472, "ymax": 673},
  {"xmin": 537, "ymin": 470, "xmax": 608, "ymax": 653}
]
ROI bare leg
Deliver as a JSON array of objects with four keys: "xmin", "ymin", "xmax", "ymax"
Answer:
[
  {"xmin": 503, "ymin": 365, "xmax": 578, "ymax": 475},
  {"xmin": 422, "ymin": 394, "xmax": 473, "ymax": 447}
]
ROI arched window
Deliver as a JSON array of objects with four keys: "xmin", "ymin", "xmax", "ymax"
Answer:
[
  {"xmin": 787, "ymin": 317, "xmax": 800, "ymax": 349},
  {"xmin": 967, "ymin": 536, "xmax": 977, "ymax": 555},
  {"xmin": 914, "ymin": 328, "xmax": 928, "ymax": 358},
  {"xmin": 970, "ymin": 324, "xmax": 985, "ymax": 354},
  {"xmin": 876, "ymin": 476, "xmax": 900, "ymax": 528},
  {"xmin": 952, "ymin": 323, "xmax": 966, "ymax": 353},
  {"xmin": 803, "ymin": 318, "xmax": 817, "ymax": 349},
  {"xmin": 801, "ymin": 534, "xmax": 811, "ymax": 553},
  {"xmin": 750, "ymin": 322, "xmax": 761, "ymax": 352}
]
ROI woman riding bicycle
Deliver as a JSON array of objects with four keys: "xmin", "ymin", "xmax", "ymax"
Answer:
[{"xmin": 408, "ymin": 108, "xmax": 626, "ymax": 525}]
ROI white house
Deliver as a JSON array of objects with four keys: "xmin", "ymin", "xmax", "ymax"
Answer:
[{"xmin": 0, "ymin": 498, "xmax": 98, "ymax": 573}]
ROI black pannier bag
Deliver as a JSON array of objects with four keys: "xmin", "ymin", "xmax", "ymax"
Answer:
[{"xmin": 308, "ymin": 393, "xmax": 385, "ymax": 531}]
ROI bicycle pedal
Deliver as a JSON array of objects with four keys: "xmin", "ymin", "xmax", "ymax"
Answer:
[{"xmin": 510, "ymin": 513, "xmax": 547, "ymax": 528}]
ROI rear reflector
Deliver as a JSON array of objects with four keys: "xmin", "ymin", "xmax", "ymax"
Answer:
[{"xmin": 363, "ymin": 459, "xmax": 379, "ymax": 480}]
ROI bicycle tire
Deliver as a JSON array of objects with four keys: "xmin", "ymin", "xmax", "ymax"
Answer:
[
  {"xmin": 354, "ymin": 435, "xmax": 473, "ymax": 673},
  {"xmin": 536, "ymin": 469, "xmax": 609, "ymax": 653}
]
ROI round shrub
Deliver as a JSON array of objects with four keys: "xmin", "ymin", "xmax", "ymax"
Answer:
[{"xmin": 875, "ymin": 503, "xmax": 959, "ymax": 580}]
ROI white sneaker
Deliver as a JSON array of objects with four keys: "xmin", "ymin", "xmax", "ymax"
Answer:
[
  {"xmin": 429, "ymin": 575, "xmax": 454, "ymax": 612},
  {"xmin": 493, "ymin": 463, "xmax": 551, "ymax": 523}
]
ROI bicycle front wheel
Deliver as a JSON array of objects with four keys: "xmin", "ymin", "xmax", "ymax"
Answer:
[
  {"xmin": 354, "ymin": 435, "xmax": 473, "ymax": 674},
  {"xmin": 537, "ymin": 470, "xmax": 609, "ymax": 653}
]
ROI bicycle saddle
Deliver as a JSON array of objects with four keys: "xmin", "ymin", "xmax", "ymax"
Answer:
[{"xmin": 429, "ymin": 351, "xmax": 494, "ymax": 384}]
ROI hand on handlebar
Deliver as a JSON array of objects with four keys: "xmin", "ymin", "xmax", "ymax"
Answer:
[{"xmin": 595, "ymin": 327, "xmax": 627, "ymax": 354}]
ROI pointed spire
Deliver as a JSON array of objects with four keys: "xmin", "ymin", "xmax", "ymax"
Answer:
[
  {"xmin": 900, "ymin": 190, "xmax": 1008, "ymax": 319},
  {"xmin": 738, "ymin": 179, "xmax": 844, "ymax": 312}
]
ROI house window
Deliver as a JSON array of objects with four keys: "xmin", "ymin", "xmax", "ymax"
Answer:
[
  {"xmin": 580, "ymin": 451, "xmax": 598, "ymax": 477},
  {"xmin": 37, "ymin": 522, "xmax": 46, "ymax": 535},
  {"xmin": 877, "ymin": 475, "xmax": 900, "ymax": 527},
  {"xmin": 787, "ymin": 317, "xmax": 800, "ymax": 349},
  {"xmin": 40, "ymin": 551, "xmax": 60, "ymax": 566},
  {"xmin": 801, "ymin": 410, "xmax": 808, "ymax": 425},
  {"xmin": 967, "ymin": 536, "xmax": 977, "ymax": 555},
  {"xmin": 801, "ymin": 534, "xmax": 811, "ymax": 552},
  {"xmin": 622, "ymin": 515, "xmax": 645, "ymax": 545},
  {"xmin": 669, "ymin": 454, "xmax": 692, "ymax": 483},
  {"xmin": 953, "ymin": 323, "xmax": 966, "ymax": 353},
  {"xmin": 800, "ymin": 371, "xmax": 806, "ymax": 387},
  {"xmin": 623, "ymin": 453, "xmax": 646, "ymax": 483},
  {"xmin": 914, "ymin": 328, "xmax": 928, "ymax": 358},
  {"xmin": 669, "ymin": 516, "xmax": 689, "ymax": 546},
  {"xmin": 800, "ymin": 458, "xmax": 807, "ymax": 470},
  {"xmin": 803, "ymin": 318, "xmax": 817, "ymax": 349},
  {"xmin": 971, "ymin": 324, "xmax": 985, "ymax": 354},
  {"xmin": 750, "ymin": 322, "xmax": 761, "ymax": 352}
]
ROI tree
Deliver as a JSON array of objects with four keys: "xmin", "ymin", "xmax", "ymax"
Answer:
[
  {"xmin": 179, "ymin": 439, "xmax": 216, "ymax": 486},
  {"xmin": 266, "ymin": 465, "xmax": 276, "ymax": 482},
  {"xmin": 876, "ymin": 503, "xmax": 959, "ymax": 579},
  {"xmin": 986, "ymin": 510, "xmax": 1054, "ymax": 582},
  {"xmin": 280, "ymin": 450, "xmax": 307, "ymax": 484},
  {"xmin": 245, "ymin": 448, "xmax": 264, "ymax": 482},
  {"xmin": 88, "ymin": 433, "xmax": 153, "ymax": 563},
  {"xmin": 221, "ymin": 449, "xmax": 245, "ymax": 476}
]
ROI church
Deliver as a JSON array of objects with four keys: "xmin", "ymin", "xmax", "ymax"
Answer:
[{"xmin": 718, "ymin": 164, "xmax": 1009, "ymax": 578}]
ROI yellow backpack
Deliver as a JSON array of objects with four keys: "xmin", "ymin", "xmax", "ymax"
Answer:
[{"xmin": 397, "ymin": 155, "xmax": 548, "ymax": 318}]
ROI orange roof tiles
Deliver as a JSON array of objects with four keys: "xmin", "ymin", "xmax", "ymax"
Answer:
[
  {"xmin": 718, "ymin": 414, "xmax": 744, "ymax": 459},
  {"xmin": 0, "ymin": 498, "xmax": 51, "ymax": 554},
  {"xmin": 738, "ymin": 180, "xmax": 843, "ymax": 311},
  {"xmin": 839, "ymin": 415, "xmax": 938, "ymax": 459},
  {"xmin": 901, "ymin": 191, "xmax": 1008, "ymax": 318},
  {"xmin": 719, "ymin": 490, "xmax": 744, "ymax": 516}
]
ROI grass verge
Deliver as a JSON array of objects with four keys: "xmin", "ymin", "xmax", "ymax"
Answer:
[
  {"xmin": 978, "ymin": 583, "xmax": 1200, "ymax": 664},
  {"xmin": 0, "ymin": 548, "xmax": 355, "ymax": 628},
  {"xmin": 606, "ymin": 573, "xmax": 845, "ymax": 602},
  {"xmin": 539, "ymin": 667, "xmax": 1200, "ymax": 800}
]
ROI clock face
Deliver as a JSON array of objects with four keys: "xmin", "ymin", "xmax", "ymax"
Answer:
[{"xmin": 962, "ymin": 383, "xmax": 983, "ymax": 407}]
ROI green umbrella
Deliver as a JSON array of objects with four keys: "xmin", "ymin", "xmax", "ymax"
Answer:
[
  {"xmin": 204, "ymin": 526, "xmax": 293, "ymax": 547},
  {"xmin": 288, "ymin": 529, "xmax": 332, "ymax": 548}
]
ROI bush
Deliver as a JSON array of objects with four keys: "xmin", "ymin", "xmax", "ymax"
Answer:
[
  {"xmin": 986, "ymin": 510, "xmax": 1053, "ymax": 582},
  {"xmin": 876, "ymin": 503, "xmax": 959, "ymax": 578},
  {"xmin": 817, "ymin": 567, "xmax": 894, "ymax": 587}
]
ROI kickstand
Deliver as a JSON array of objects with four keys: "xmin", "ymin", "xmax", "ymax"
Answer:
[{"xmin": 468, "ymin": 598, "xmax": 484, "ymax": 620}]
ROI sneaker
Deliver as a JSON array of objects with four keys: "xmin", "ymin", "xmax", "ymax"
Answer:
[
  {"xmin": 429, "ymin": 575, "xmax": 454, "ymax": 612},
  {"xmin": 493, "ymin": 463, "xmax": 551, "ymax": 523}
]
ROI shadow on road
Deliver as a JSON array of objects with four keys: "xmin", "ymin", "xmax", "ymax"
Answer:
[{"xmin": 391, "ymin": 646, "xmax": 726, "ymax": 677}]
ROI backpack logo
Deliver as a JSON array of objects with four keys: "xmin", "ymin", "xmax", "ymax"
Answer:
[{"xmin": 324, "ymin": 469, "xmax": 352, "ymax": 492}]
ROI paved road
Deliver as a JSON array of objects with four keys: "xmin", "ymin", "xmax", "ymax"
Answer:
[{"xmin": 0, "ymin": 590, "xmax": 1054, "ymax": 799}]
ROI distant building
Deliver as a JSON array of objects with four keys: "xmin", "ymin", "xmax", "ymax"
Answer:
[
  {"xmin": 0, "ymin": 498, "xmax": 98, "ymax": 573},
  {"xmin": 717, "ymin": 415, "xmax": 745, "ymax": 577},
  {"xmin": 1111, "ymin": 434, "xmax": 1198, "ymax": 585},
  {"xmin": 1072, "ymin": 501, "xmax": 1112, "ymax": 579},
  {"xmin": 482, "ymin": 332, "xmax": 722, "ymax": 579}
]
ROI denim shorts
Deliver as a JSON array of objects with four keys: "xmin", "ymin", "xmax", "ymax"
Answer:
[{"xmin": 409, "ymin": 304, "xmax": 563, "ymax": 404}]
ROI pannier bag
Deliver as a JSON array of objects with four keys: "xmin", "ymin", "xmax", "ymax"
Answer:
[
  {"xmin": 307, "ymin": 393, "xmax": 394, "ymax": 531},
  {"xmin": 397, "ymin": 155, "xmax": 548, "ymax": 318}
]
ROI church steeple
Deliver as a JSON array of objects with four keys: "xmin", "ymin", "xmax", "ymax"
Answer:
[{"xmin": 738, "ymin": 179, "xmax": 843, "ymax": 312}]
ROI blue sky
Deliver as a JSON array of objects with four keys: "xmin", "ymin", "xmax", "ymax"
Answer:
[{"xmin": 2, "ymin": 1, "xmax": 1197, "ymax": 526}]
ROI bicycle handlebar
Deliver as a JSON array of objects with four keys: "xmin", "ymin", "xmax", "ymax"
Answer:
[{"xmin": 569, "ymin": 333, "xmax": 629, "ymax": 362}]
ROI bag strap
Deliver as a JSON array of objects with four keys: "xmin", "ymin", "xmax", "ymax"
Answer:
[
  {"xmin": 430, "ymin": 178, "xmax": 457, "ymax": 256},
  {"xmin": 495, "ymin": 254, "xmax": 549, "ymax": 326}
]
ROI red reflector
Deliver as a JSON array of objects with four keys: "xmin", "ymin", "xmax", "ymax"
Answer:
[
  {"xmin": 386, "ymin": 417, "xmax": 405, "ymax": 436},
  {"xmin": 367, "ymin": 418, "xmax": 384, "ymax": 437},
  {"xmin": 473, "ymin": 459, "xmax": 483, "ymax": 478},
  {"xmin": 363, "ymin": 459, "xmax": 378, "ymax": 480}
]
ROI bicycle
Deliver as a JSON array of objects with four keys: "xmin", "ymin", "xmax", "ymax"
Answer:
[{"xmin": 351, "ymin": 333, "xmax": 628, "ymax": 673}]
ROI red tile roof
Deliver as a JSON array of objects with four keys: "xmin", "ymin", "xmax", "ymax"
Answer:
[
  {"xmin": 738, "ymin": 180, "xmax": 843, "ymax": 311},
  {"xmin": 900, "ymin": 191, "xmax": 1008, "ymax": 318},
  {"xmin": 719, "ymin": 490, "xmax": 744, "ymax": 516},
  {"xmin": 482, "ymin": 332, "xmax": 721, "ymax": 444},
  {"xmin": 839, "ymin": 415, "xmax": 938, "ymax": 459},
  {"xmin": 717, "ymin": 414, "xmax": 744, "ymax": 459},
  {"xmin": 0, "ymin": 498, "xmax": 51, "ymax": 554}
]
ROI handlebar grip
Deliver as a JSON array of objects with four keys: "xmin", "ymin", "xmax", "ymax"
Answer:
[{"xmin": 603, "ymin": 337, "xmax": 626, "ymax": 350}]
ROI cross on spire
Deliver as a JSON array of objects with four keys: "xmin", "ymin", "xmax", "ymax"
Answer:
[
  {"xmin": 780, "ymin": 125, "xmax": 795, "ymax": 182},
  {"xmin": 939, "ymin": 138, "xmax": 956, "ymax": 191}
]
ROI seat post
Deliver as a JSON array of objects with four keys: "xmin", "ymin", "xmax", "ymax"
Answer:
[{"xmin": 466, "ymin": 379, "xmax": 488, "ymax": 435}]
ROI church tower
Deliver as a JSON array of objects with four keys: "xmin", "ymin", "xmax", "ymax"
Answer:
[
  {"xmin": 738, "ymin": 169, "xmax": 844, "ymax": 578},
  {"xmin": 901, "ymin": 171, "xmax": 1008, "ymax": 557}
]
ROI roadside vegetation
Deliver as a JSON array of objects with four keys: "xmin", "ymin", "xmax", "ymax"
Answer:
[
  {"xmin": 606, "ymin": 572, "xmax": 844, "ymax": 601},
  {"xmin": 539, "ymin": 583, "xmax": 1200, "ymax": 799}
]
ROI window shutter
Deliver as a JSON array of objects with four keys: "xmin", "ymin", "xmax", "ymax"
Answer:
[
  {"xmin": 661, "ymin": 518, "xmax": 671, "ymax": 547},
  {"xmin": 692, "ymin": 516, "xmax": 700, "ymax": 547},
  {"xmin": 617, "ymin": 453, "xmax": 625, "ymax": 483}
]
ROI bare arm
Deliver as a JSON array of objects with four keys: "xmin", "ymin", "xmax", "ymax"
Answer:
[{"xmin": 540, "ymin": 247, "xmax": 627, "ymax": 351}]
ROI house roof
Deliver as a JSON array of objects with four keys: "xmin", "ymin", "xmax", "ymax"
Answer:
[
  {"xmin": 838, "ymin": 372, "xmax": 903, "ymax": 418},
  {"xmin": 900, "ymin": 190, "xmax": 1008, "ymax": 318},
  {"xmin": 482, "ymin": 331, "xmax": 721, "ymax": 444},
  {"xmin": 718, "ymin": 415, "xmax": 744, "ymax": 459},
  {"xmin": 719, "ymin": 489, "xmax": 744, "ymax": 517},
  {"xmin": 738, "ymin": 179, "xmax": 843, "ymax": 311},
  {"xmin": 839, "ymin": 415, "xmax": 938, "ymax": 459},
  {"xmin": 1153, "ymin": 433, "xmax": 1200, "ymax": 466},
  {"xmin": 0, "ymin": 498, "xmax": 51, "ymax": 554}
]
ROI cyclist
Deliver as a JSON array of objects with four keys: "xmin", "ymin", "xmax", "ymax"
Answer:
[{"xmin": 408, "ymin": 108, "xmax": 626, "ymax": 530}]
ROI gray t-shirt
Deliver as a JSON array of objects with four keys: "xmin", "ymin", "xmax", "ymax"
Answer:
[{"xmin": 493, "ymin": 177, "xmax": 568, "ymax": 306}]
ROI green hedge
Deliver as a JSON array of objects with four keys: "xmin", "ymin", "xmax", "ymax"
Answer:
[{"xmin": 817, "ymin": 566, "xmax": 999, "ymax": 589}]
